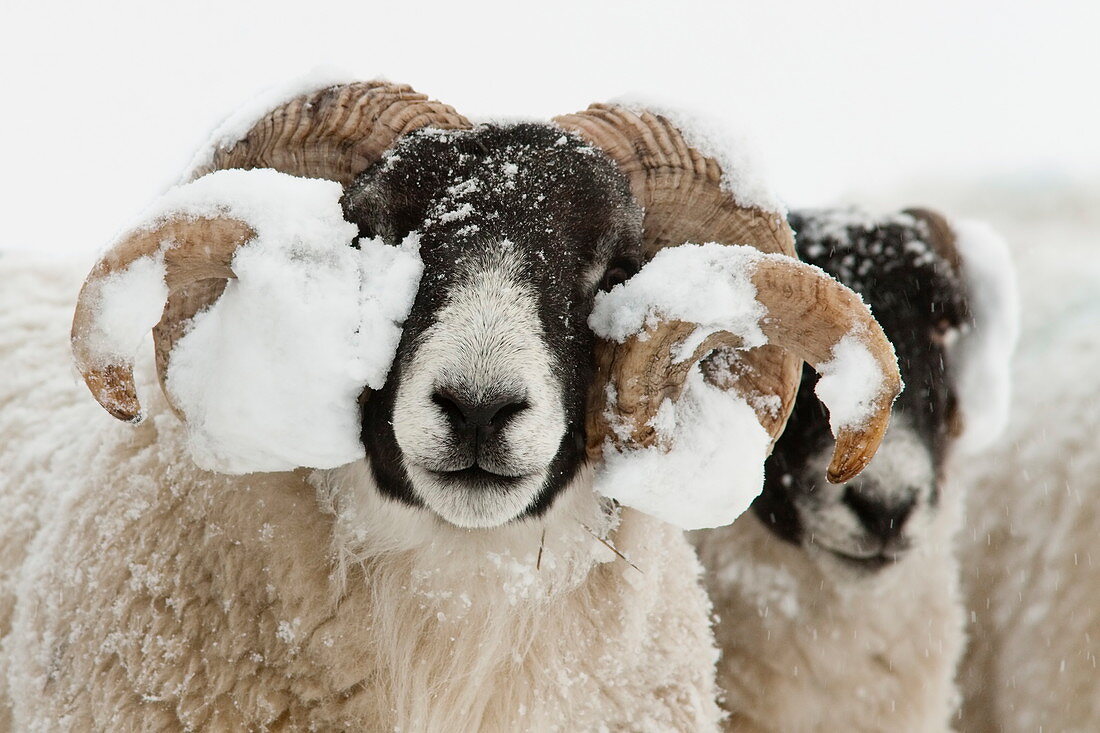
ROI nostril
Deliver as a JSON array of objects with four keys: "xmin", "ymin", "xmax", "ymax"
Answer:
[
  {"xmin": 432, "ymin": 388, "xmax": 470, "ymax": 429},
  {"xmin": 431, "ymin": 388, "xmax": 528, "ymax": 432},
  {"xmin": 842, "ymin": 485, "xmax": 916, "ymax": 542},
  {"xmin": 485, "ymin": 398, "xmax": 528, "ymax": 429}
]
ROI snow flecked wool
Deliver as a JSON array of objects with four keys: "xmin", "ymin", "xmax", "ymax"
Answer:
[
  {"xmin": 691, "ymin": 500, "xmax": 965, "ymax": 732},
  {"xmin": 0, "ymin": 257, "xmax": 722, "ymax": 731},
  {"xmin": 956, "ymin": 279, "xmax": 1100, "ymax": 732}
]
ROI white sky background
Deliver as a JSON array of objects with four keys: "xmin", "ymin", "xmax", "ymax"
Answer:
[{"xmin": 1, "ymin": 0, "xmax": 1097, "ymax": 256}]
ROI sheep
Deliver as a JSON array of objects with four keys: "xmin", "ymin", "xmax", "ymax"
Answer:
[
  {"xmin": 692, "ymin": 207, "xmax": 1016, "ymax": 731},
  {"xmin": 0, "ymin": 270, "xmax": 717, "ymax": 731},
  {"xmin": 955, "ymin": 238, "xmax": 1100, "ymax": 732},
  {"xmin": 0, "ymin": 81, "xmax": 901, "ymax": 731}
]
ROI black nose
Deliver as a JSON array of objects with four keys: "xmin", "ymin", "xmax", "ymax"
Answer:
[
  {"xmin": 842, "ymin": 485, "xmax": 916, "ymax": 542},
  {"xmin": 432, "ymin": 387, "xmax": 528, "ymax": 440}
]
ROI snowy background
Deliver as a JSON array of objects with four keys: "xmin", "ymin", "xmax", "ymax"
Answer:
[
  {"xmin": 2, "ymin": 0, "xmax": 1096, "ymax": 478},
  {"xmin": 2, "ymin": 0, "xmax": 1098, "ymax": 262}
]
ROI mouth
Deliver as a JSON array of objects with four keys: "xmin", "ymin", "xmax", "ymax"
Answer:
[
  {"xmin": 820, "ymin": 543, "xmax": 912, "ymax": 572},
  {"xmin": 406, "ymin": 462, "xmax": 547, "ymax": 528},
  {"xmin": 426, "ymin": 465, "xmax": 528, "ymax": 488},
  {"xmin": 826, "ymin": 550, "xmax": 900, "ymax": 571}
]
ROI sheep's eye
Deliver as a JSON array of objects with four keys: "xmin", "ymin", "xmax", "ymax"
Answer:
[
  {"xmin": 599, "ymin": 258, "xmax": 639, "ymax": 292},
  {"xmin": 930, "ymin": 318, "xmax": 959, "ymax": 347}
]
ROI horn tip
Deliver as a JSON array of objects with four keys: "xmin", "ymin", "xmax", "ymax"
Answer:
[
  {"xmin": 107, "ymin": 404, "xmax": 145, "ymax": 424},
  {"xmin": 83, "ymin": 365, "xmax": 144, "ymax": 424},
  {"xmin": 826, "ymin": 455, "xmax": 869, "ymax": 484},
  {"xmin": 827, "ymin": 419, "xmax": 889, "ymax": 484},
  {"xmin": 99, "ymin": 393, "xmax": 144, "ymax": 424}
]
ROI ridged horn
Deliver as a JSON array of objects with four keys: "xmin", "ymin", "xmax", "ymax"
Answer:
[{"xmin": 190, "ymin": 81, "xmax": 471, "ymax": 185}]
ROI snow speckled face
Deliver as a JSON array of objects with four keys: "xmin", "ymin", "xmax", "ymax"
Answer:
[
  {"xmin": 343, "ymin": 124, "xmax": 642, "ymax": 527},
  {"xmin": 752, "ymin": 210, "xmax": 970, "ymax": 576}
]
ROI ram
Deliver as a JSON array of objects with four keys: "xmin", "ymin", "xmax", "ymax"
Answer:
[
  {"xmin": 692, "ymin": 207, "xmax": 1017, "ymax": 731},
  {"xmin": 0, "ymin": 81, "xmax": 900, "ymax": 731}
]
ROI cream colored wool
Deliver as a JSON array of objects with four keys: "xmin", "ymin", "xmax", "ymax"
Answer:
[
  {"xmin": 691, "ymin": 491, "xmax": 966, "ymax": 732},
  {"xmin": 956, "ymin": 321, "xmax": 1100, "ymax": 733},
  {"xmin": 0, "ymin": 257, "xmax": 722, "ymax": 732}
]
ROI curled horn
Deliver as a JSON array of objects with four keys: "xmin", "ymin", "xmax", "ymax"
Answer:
[
  {"xmin": 190, "ymin": 80, "xmax": 471, "ymax": 185},
  {"xmin": 904, "ymin": 207, "xmax": 964, "ymax": 273},
  {"xmin": 71, "ymin": 217, "xmax": 252, "ymax": 421},
  {"xmin": 588, "ymin": 256, "xmax": 902, "ymax": 484},
  {"xmin": 74, "ymin": 82, "xmax": 471, "ymax": 421},
  {"xmin": 555, "ymin": 104, "xmax": 901, "ymax": 483}
]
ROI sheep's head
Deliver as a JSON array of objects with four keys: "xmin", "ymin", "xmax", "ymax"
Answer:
[
  {"xmin": 343, "ymin": 124, "xmax": 643, "ymax": 525},
  {"xmin": 754, "ymin": 209, "xmax": 972, "ymax": 573},
  {"xmin": 71, "ymin": 81, "xmax": 903, "ymax": 529}
]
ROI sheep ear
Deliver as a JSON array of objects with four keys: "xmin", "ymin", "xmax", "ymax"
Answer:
[
  {"xmin": 341, "ymin": 132, "xmax": 465, "ymax": 248},
  {"xmin": 341, "ymin": 174, "xmax": 399, "ymax": 245},
  {"xmin": 906, "ymin": 208, "xmax": 1020, "ymax": 454}
]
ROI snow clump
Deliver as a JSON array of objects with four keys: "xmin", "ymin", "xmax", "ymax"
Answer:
[
  {"xmin": 949, "ymin": 218, "xmax": 1020, "ymax": 453},
  {"xmin": 588, "ymin": 243, "xmax": 777, "ymax": 529},
  {"xmin": 589, "ymin": 242, "xmax": 769, "ymax": 357},
  {"xmin": 594, "ymin": 371, "xmax": 772, "ymax": 530},
  {"xmin": 87, "ymin": 168, "xmax": 422, "ymax": 474},
  {"xmin": 813, "ymin": 330, "xmax": 888, "ymax": 434}
]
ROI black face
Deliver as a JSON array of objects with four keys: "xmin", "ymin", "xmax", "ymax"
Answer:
[
  {"xmin": 753, "ymin": 210, "xmax": 969, "ymax": 565},
  {"xmin": 342, "ymin": 124, "xmax": 643, "ymax": 526}
]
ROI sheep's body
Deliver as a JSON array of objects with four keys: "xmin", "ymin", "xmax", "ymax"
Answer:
[
  {"xmin": 956, "ymin": 275, "xmax": 1100, "ymax": 731},
  {"xmin": 691, "ymin": 494, "xmax": 965, "ymax": 732},
  {"xmin": 0, "ymin": 257, "xmax": 722, "ymax": 731}
]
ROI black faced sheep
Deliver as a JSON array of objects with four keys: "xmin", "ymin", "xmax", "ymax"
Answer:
[{"xmin": 693, "ymin": 207, "xmax": 1017, "ymax": 731}]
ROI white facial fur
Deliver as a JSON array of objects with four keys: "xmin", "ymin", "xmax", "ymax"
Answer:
[
  {"xmin": 795, "ymin": 419, "xmax": 937, "ymax": 575},
  {"xmin": 392, "ymin": 246, "xmax": 567, "ymax": 528}
]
